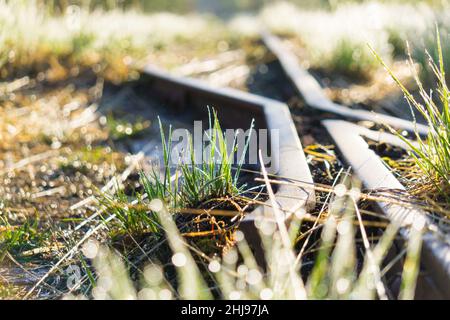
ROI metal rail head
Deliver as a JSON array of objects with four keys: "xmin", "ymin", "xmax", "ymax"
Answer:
[
  {"xmin": 260, "ymin": 31, "xmax": 429, "ymax": 136},
  {"xmin": 323, "ymin": 119, "xmax": 450, "ymax": 299}
]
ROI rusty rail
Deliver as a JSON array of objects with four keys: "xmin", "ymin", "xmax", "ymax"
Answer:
[
  {"xmin": 323, "ymin": 119, "xmax": 450, "ymax": 299},
  {"xmin": 261, "ymin": 31, "xmax": 429, "ymax": 136}
]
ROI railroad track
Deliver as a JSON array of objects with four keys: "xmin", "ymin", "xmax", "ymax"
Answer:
[
  {"xmin": 59, "ymin": 31, "xmax": 447, "ymax": 299},
  {"xmin": 260, "ymin": 31, "xmax": 449, "ymax": 299},
  {"xmin": 139, "ymin": 66, "xmax": 315, "ymax": 266}
]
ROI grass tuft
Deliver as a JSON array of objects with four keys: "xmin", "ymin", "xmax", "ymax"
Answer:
[
  {"xmin": 99, "ymin": 109, "xmax": 255, "ymax": 236},
  {"xmin": 371, "ymin": 29, "xmax": 450, "ymax": 205},
  {"xmin": 0, "ymin": 216, "xmax": 51, "ymax": 262},
  {"xmin": 140, "ymin": 108, "xmax": 255, "ymax": 210}
]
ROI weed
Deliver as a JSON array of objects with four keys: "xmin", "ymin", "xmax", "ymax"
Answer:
[
  {"xmin": 140, "ymin": 109, "xmax": 255, "ymax": 210},
  {"xmin": 372, "ymin": 29, "xmax": 450, "ymax": 204},
  {"xmin": 0, "ymin": 216, "xmax": 51, "ymax": 261},
  {"xmin": 412, "ymin": 29, "xmax": 450, "ymax": 85},
  {"xmin": 100, "ymin": 188, "xmax": 160, "ymax": 236},
  {"xmin": 328, "ymin": 38, "xmax": 378, "ymax": 80},
  {"xmin": 99, "ymin": 109, "xmax": 255, "ymax": 237}
]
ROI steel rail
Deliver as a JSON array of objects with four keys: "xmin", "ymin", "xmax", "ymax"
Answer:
[
  {"xmin": 261, "ymin": 31, "xmax": 429, "ymax": 136},
  {"xmin": 323, "ymin": 119, "xmax": 450, "ymax": 299}
]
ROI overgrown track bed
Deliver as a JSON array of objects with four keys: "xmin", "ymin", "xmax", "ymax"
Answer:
[
  {"xmin": 137, "ymin": 67, "xmax": 315, "ymax": 264},
  {"xmin": 323, "ymin": 120, "xmax": 450, "ymax": 299},
  {"xmin": 1, "ymin": 29, "xmax": 443, "ymax": 300},
  {"xmin": 259, "ymin": 31, "xmax": 449, "ymax": 299},
  {"xmin": 176, "ymin": 34, "xmax": 407, "ymax": 296},
  {"xmin": 1, "ymin": 60, "xmax": 314, "ymax": 298}
]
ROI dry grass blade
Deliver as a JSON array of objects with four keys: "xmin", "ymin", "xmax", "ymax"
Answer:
[
  {"xmin": 351, "ymin": 198, "xmax": 388, "ymax": 300},
  {"xmin": 295, "ymin": 168, "xmax": 344, "ymax": 267},
  {"xmin": 258, "ymin": 150, "xmax": 307, "ymax": 299},
  {"xmin": 0, "ymin": 150, "xmax": 59, "ymax": 175},
  {"xmin": 156, "ymin": 202, "xmax": 213, "ymax": 299}
]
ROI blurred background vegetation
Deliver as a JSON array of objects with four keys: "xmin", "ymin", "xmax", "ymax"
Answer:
[
  {"xmin": 2, "ymin": 0, "xmax": 449, "ymax": 83},
  {"xmin": 34, "ymin": 0, "xmax": 448, "ymax": 15}
]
